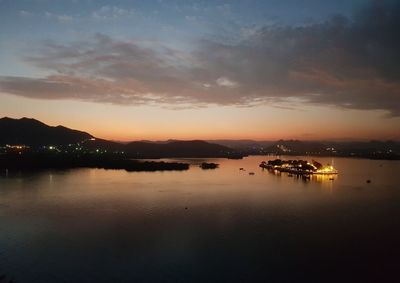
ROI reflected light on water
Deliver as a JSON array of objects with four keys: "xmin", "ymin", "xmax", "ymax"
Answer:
[{"xmin": 0, "ymin": 156, "xmax": 400, "ymax": 282}]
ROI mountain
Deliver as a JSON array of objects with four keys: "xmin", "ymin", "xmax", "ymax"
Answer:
[
  {"xmin": 209, "ymin": 139, "xmax": 275, "ymax": 155},
  {"xmin": 4, "ymin": 117, "xmax": 396, "ymax": 159},
  {"xmin": 215, "ymin": 139, "xmax": 328, "ymax": 155},
  {"xmin": 0, "ymin": 117, "xmax": 237, "ymax": 158},
  {"xmin": 265, "ymin": 140, "xmax": 327, "ymax": 154},
  {"xmin": 0, "ymin": 117, "xmax": 93, "ymax": 146},
  {"xmin": 208, "ymin": 139, "xmax": 275, "ymax": 149},
  {"xmin": 209, "ymin": 139, "xmax": 400, "ymax": 159},
  {"xmin": 125, "ymin": 140, "xmax": 235, "ymax": 158}
]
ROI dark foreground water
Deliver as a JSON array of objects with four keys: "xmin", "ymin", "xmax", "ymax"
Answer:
[{"xmin": 0, "ymin": 156, "xmax": 400, "ymax": 283}]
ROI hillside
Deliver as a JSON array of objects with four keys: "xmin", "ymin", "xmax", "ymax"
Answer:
[
  {"xmin": 0, "ymin": 117, "xmax": 238, "ymax": 158},
  {"xmin": 0, "ymin": 117, "xmax": 93, "ymax": 146},
  {"xmin": 126, "ymin": 140, "xmax": 235, "ymax": 158}
]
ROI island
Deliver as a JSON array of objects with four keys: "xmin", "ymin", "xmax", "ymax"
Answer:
[
  {"xmin": 260, "ymin": 159, "xmax": 338, "ymax": 175},
  {"xmin": 200, "ymin": 162, "xmax": 219, "ymax": 169},
  {"xmin": 0, "ymin": 153, "xmax": 189, "ymax": 172}
]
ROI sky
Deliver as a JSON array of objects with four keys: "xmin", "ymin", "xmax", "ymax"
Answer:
[{"xmin": 0, "ymin": 0, "xmax": 399, "ymax": 141}]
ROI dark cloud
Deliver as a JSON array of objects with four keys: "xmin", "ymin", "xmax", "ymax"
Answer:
[
  {"xmin": 1, "ymin": 1, "xmax": 399, "ymax": 115},
  {"xmin": 194, "ymin": 0, "xmax": 400, "ymax": 115}
]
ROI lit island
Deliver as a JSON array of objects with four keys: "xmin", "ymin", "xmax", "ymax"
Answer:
[{"xmin": 260, "ymin": 159, "xmax": 338, "ymax": 175}]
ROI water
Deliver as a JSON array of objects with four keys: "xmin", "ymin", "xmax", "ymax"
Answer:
[{"xmin": 0, "ymin": 156, "xmax": 399, "ymax": 282}]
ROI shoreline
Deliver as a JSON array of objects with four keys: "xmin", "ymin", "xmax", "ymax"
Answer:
[{"xmin": 0, "ymin": 153, "xmax": 190, "ymax": 172}]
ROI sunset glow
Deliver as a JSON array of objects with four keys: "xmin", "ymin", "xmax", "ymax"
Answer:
[
  {"xmin": 1, "ymin": 2, "xmax": 400, "ymax": 282},
  {"xmin": 0, "ymin": 0, "xmax": 399, "ymax": 141}
]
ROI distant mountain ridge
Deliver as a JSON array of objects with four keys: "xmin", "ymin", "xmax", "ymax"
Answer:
[
  {"xmin": 0, "ymin": 117, "xmax": 236, "ymax": 158},
  {"xmin": 210, "ymin": 139, "xmax": 400, "ymax": 159},
  {"xmin": 125, "ymin": 140, "xmax": 233, "ymax": 158},
  {"xmin": 1, "ymin": 117, "xmax": 398, "ymax": 159}
]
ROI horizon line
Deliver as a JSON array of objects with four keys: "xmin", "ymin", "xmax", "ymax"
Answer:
[{"xmin": 2, "ymin": 116, "xmax": 399, "ymax": 143}]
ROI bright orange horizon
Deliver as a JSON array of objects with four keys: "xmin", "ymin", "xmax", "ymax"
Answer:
[{"xmin": 1, "ymin": 94, "xmax": 399, "ymax": 142}]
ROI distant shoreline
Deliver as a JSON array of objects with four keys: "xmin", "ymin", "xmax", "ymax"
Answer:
[
  {"xmin": 0, "ymin": 152, "xmax": 399, "ymax": 175},
  {"xmin": 247, "ymin": 153, "xmax": 400, "ymax": 161},
  {"xmin": 0, "ymin": 153, "xmax": 190, "ymax": 172}
]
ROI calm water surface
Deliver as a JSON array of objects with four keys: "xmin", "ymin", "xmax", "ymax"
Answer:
[{"xmin": 0, "ymin": 156, "xmax": 400, "ymax": 282}]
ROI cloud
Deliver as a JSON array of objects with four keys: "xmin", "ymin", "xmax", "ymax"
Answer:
[
  {"xmin": 216, "ymin": 77, "xmax": 239, "ymax": 88},
  {"xmin": 19, "ymin": 10, "xmax": 33, "ymax": 17},
  {"xmin": 192, "ymin": 0, "xmax": 400, "ymax": 115},
  {"xmin": 1, "ymin": 1, "xmax": 400, "ymax": 115},
  {"xmin": 92, "ymin": 6, "xmax": 135, "ymax": 20},
  {"xmin": 18, "ymin": 6, "xmax": 134, "ymax": 23},
  {"xmin": 45, "ymin": 11, "xmax": 74, "ymax": 23}
]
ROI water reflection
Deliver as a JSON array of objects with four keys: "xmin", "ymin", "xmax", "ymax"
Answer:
[
  {"xmin": 0, "ymin": 156, "xmax": 400, "ymax": 282},
  {"xmin": 263, "ymin": 167, "xmax": 337, "ymax": 183}
]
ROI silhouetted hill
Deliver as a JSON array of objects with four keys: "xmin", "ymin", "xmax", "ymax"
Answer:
[
  {"xmin": 209, "ymin": 139, "xmax": 275, "ymax": 149},
  {"xmin": 3, "ymin": 117, "xmax": 396, "ymax": 159},
  {"xmin": 125, "ymin": 140, "xmax": 235, "ymax": 158},
  {"xmin": 80, "ymin": 138, "xmax": 125, "ymax": 152},
  {"xmin": 0, "ymin": 117, "xmax": 93, "ymax": 146},
  {"xmin": 210, "ymin": 139, "xmax": 400, "ymax": 159},
  {"xmin": 0, "ymin": 117, "xmax": 238, "ymax": 158},
  {"xmin": 266, "ymin": 140, "xmax": 327, "ymax": 154}
]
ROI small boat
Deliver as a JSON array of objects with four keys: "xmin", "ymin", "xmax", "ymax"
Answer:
[
  {"xmin": 249, "ymin": 172, "xmax": 255, "ymax": 175},
  {"xmin": 239, "ymin": 168, "xmax": 244, "ymax": 171}
]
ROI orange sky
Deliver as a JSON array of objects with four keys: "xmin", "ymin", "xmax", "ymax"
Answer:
[{"xmin": 1, "ymin": 93, "xmax": 399, "ymax": 141}]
